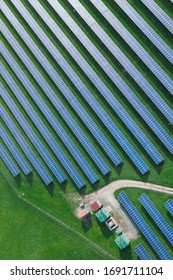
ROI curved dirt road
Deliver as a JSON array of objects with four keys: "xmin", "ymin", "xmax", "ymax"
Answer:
[{"xmin": 83, "ymin": 180, "xmax": 173, "ymax": 239}]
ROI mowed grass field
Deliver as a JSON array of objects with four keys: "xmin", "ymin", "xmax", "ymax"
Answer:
[{"xmin": 1, "ymin": 0, "xmax": 173, "ymax": 259}]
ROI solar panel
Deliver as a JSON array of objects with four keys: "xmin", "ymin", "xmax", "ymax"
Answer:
[
  {"xmin": 0, "ymin": 124, "xmax": 31, "ymax": 176},
  {"xmin": 1, "ymin": 55, "xmax": 99, "ymax": 186},
  {"xmin": 138, "ymin": 194, "xmax": 173, "ymax": 245},
  {"xmin": 164, "ymin": 199, "xmax": 173, "ymax": 217},
  {"xmin": 66, "ymin": 0, "xmax": 173, "ymax": 94},
  {"xmin": 25, "ymin": 0, "xmax": 164, "ymax": 166},
  {"xmin": 0, "ymin": 25, "xmax": 117, "ymax": 176},
  {"xmin": 117, "ymin": 192, "xmax": 172, "ymax": 260},
  {"xmin": 113, "ymin": 0, "xmax": 173, "ymax": 64},
  {"xmin": 134, "ymin": 244, "xmax": 152, "ymax": 260},
  {"xmin": 1, "ymin": 2, "xmax": 151, "ymax": 175},
  {"xmin": 0, "ymin": 83, "xmax": 71, "ymax": 185},
  {"xmin": 2, "ymin": 24, "xmax": 122, "ymax": 168},
  {"xmin": 38, "ymin": 0, "xmax": 173, "ymax": 155},
  {"xmin": 0, "ymin": 82, "xmax": 69, "ymax": 185},
  {"xmin": 1, "ymin": 67, "xmax": 88, "ymax": 188},
  {"xmin": 89, "ymin": 0, "xmax": 173, "ymax": 107},
  {"xmin": 0, "ymin": 105, "xmax": 52, "ymax": 185},
  {"xmin": 0, "ymin": 144, "xmax": 20, "ymax": 177},
  {"xmin": 141, "ymin": 0, "xmax": 173, "ymax": 35}
]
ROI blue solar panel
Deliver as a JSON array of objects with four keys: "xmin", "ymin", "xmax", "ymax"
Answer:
[
  {"xmin": 141, "ymin": 0, "xmax": 173, "ymax": 35},
  {"xmin": 0, "ymin": 105, "xmax": 52, "ymax": 185},
  {"xmin": 2, "ymin": 27, "xmax": 122, "ymax": 168},
  {"xmin": 113, "ymin": 0, "xmax": 173, "ymax": 64},
  {"xmin": 164, "ymin": 199, "xmax": 173, "ymax": 217},
  {"xmin": 0, "ymin": 144, "xmax": 20, "ymax": 177},
  {"xmin": 34, "ymin": 0, "xmax": 173, "ymax": 155},
  {"xmin": 0, "ymin": 68, "xmax": 89, "ymax": 188},
  {"xmin": 24, "ymin": 0, "xmax": 164, "ymax": 166},
  {"xmin": 1, "ymin": 124, "xmax": 31, "ymax": 176},
  {"xmin": 0, "ymin": 55, "xmax": 98, "ymax": 186},
  {"xmin": 0, "ymin": 4, "xmax": 120, "ymax": 170},
  {"xmin": 0, "ymin": 28, "xmax": 114, "ymax": 177},
  {"xmin": 117, "ymin": 192, "xmax": 172, "ymax": 260},
  {"xmin": 138, "ymin": 194, "xmax": 173, "ymax": 245},
  {"xmin": 134, "ymin": 244, "xmax": 152, "ymax": 260},
  {"xmin": 1, "ymin": 2, "xmax": 151, "ymax": 174},
  {"xmin": 0, "ymin": 83, "xmax": 68, "ymax": 185},
  {"xmin": 70, "ymin": 0, "xmax": 173, "ymax": 93},
  {"xmin": 0, "ymin": 87, "xmax": 68, "ymax": 185},
  {"xmin": 89, "ymin": 0, "xmax": 173, "ymax": 108}
]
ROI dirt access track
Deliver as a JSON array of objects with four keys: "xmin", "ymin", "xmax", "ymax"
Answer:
[{"xmin": 83, "ymin": 180, "xmax": 173, "ymax": 239}]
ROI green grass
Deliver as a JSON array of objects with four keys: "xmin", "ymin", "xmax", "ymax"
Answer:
[
  {"xmin": 0, "ymin": 160, "xmax": 119, "ymax": 260},
  {"xmin": 0, "ymin": 168, "xmax": 110, "ymax": 260},
  {"xmin": 1, "ymin": 0, "xmax": 173, "ymax": 260}
]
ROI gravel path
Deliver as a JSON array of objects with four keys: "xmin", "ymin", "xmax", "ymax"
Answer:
[{"xmin": 83, "ymin": 180, "xmax": 173, "ymax": 239}]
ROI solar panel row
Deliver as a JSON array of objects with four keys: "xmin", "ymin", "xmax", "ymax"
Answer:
[
  {"xmin": 0, "ymin": 144, "xmax": 20, "ymax": 178},
  {"xmin": 141, "ymin": 0, "xmax": 173, "ymax": 35},
  {"xmin": 30, "ymin": 0, "xmax": 163, "ymax": 165},
  {"xmin": 0, "ymin": 83, "xmax": 68, "ymax": 185},
  {"xmin": 0, "ymin": 24, "xmax": 122, "ymax": 171},
  {"xmin": 0, "ymin": 40, "xmax": 110, "ymax": 179},
  {"xmin": 1, "ymin": 63, "xmax": 89, "ymax": 188},
  {"xmin": 89, "ymin": 0, "xmax": 173, "ymax": 108},
  {"xmin": 134, "ymin": 244, "xmax": 152, "ymax": 260},
  {"xmin": 164, "ymin": 200, "xmax": 173, "ymax": 216},
  {"xmin": 0, "ymin": 124, "xmax": 31, "ymax": 176},
  {"xmin": 117, "ymin": 192, "xmax": 172, "ymax": 260},
  {"xmin": 44, "ymin": 0, "xmax": 173, "ymax": 155},
  {"xmin": 138, "ymin": 194, "xmax": 173, "ymax": 245},
  {"xmin": 0, "ymin": 4, "xmax": 149, "ymax": 174},
  {"xmin": 0, "ymin": 104, "xmax": 53, "ymax": 185},
  {"xmin": 1, "ymin": 60, "xmax": 100, "ymax": 187},
  {"xmin": 113, "ymin": 0, "xmax": 173, "ymax": 64},
  {"xmin": 67, "ymin": 0, "xmax": 173, "ymax": 95}
]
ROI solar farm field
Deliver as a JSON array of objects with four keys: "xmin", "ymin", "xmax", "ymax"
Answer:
[{"xmin": 0, "ymin": 0, "xmax": 173, "ymax": 260}]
